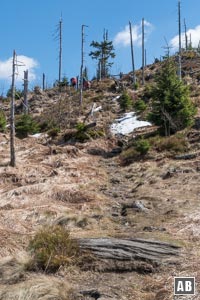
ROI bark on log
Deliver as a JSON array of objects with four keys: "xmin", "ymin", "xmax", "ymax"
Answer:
[
  {"xmin": 175, "ymin": 153, "xmax": 197, "ymax": 160},
  {"xmin": 84, "ymin": 122, "xmax": 97, "ymax": 130},
  {"xmin": 79, "ymin": 238, "xmax": 180, "ymax": 262}
]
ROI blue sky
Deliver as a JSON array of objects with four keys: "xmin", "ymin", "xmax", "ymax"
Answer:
[{"xmin": 0, "ymin": 0, "xmax": 200, "ymax": 94}]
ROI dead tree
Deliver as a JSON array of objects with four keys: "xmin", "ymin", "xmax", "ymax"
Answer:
[
  {"xmin": 10, "ymin": 51, "xmax": 25, "ymax": 166},
  {"xmin": 162, "ymin": 37, "xmax": 173, "ymax": 59},
  {"xmin": 145, "ymin": 49, "xmax": 147, "ymax": 67},
  {"xmin": 80, "ymin": 24, "xmax": 88, "ymax": 106},
  {"xmin": 59, "ymin": 17, "xmax": 62, "ymax": 83},
  {"xmin": 129, "ymin": 21, "xmax": 136, "ymax": 85},
  {"xmin": 10, "ymin": 50, "xmax": 16, "ymax": 167},
  {"xmin": 142, "ymin": 18, "xmax": 145, "ymax": 85},
  {"xmin": 53, "ymin": 16, "xmax": 63, "ymax": 84},
  {"xmin": 23, "ymin": 70, "xmax": 28, "ymax": 114},
  {"xmin": 184, "ymin": 19, "xmax": 188, "ymax": 50},
  {"xmin": 42, "ymin": 73, "xmax": 46, "ymax": 91},
  {"xmin": 178, "ymin": 0, "xmax": 182, "ymax": 80}
]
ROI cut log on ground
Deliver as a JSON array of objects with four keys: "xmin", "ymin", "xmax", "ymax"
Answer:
[
  {"xmin": 175, "ymin": 153, "xmax": 197, "ymax": 160},
  {"xmin": 85, "ymin": 122, "xmax": 97, "ymax": 130},
  {"xmin": 78, "ymin": 237, "xmax": 180, "ymax": 273}
]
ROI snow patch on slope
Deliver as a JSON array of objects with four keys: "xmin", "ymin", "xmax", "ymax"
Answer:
[{"xmin": 110, "ymin": 112, "xmax": 151, "ymax": 135}]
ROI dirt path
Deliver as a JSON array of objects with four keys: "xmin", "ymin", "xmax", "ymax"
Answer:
[{"xmin": 0, "ymin": 132, "xmax": 200, "ymax": 299}]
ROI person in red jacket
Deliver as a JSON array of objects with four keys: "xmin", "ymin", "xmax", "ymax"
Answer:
[
  {"xmin": 70, "ymin": 77, "xmax": 77, "ymax": 88},
  {"xmin": 83, "ymin": 77, "xmax": 91, "ymax": 90}
]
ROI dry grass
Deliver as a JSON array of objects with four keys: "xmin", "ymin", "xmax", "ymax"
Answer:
[
  {"xmin": 28, "ymin": 225, "xmax": 79, "ymax": 272},
  {"xmin": 51, "ymin": 188, "xmax": 94, "ymax": 204},
  {"xmin": 0, "ymin": 274, "xmax": 73, "ymax": 300},
  {"xmin": 0, "ymin": 254, "xmax": 29, "ymax": 285},
  {"xmin": 53, "ymin": 214, "xmax": 89, "ymax": 228}
]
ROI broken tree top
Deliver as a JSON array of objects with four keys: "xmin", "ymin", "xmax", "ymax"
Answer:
[{"xmin": 79, "ymin": 237, "xmax": 180, "ymax": 263}]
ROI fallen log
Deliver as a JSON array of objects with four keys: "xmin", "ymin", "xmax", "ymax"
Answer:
[
  {"xmin": 78, "ymin": 237, "xmax": 180, "ymax": 273},
  {"xmin": 175, "ymin": 153, "xmax": 197, "ymax": 160},
  {"xmin": 84, "ymin": 122, "xmax": 97, "ymax": 130}
]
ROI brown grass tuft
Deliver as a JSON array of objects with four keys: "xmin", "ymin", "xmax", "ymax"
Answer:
[
  {"xmin": 0, "ymin": 254, "xmax": 28, "ymax": 285},
  {"xmin": 28, "ymin": 225, "xmax": 79, "ymax": 273},
  {"xmin": 0, "ymin": 274, "xmax": 73, "ymax": 300},
  {"xmin": 52, "ymin": 188, "xmax": 94, "ymax": 204}
]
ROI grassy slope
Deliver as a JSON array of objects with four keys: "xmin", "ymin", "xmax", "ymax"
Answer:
[{"xmin": 0, "ymin": 60, "xmax": 200, "ymax": 299}]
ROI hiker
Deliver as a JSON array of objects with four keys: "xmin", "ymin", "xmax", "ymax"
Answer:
[
  {"xmin": 70, "ymin": 77, "xmax": 77, "ymax": 88},
  {"xmin": 119, "ymin": 72, "xmax": 123, "ymax": 79},
  {"xmin": 83, "ymin": 77, "xmax": 91, "ymax": 90}
]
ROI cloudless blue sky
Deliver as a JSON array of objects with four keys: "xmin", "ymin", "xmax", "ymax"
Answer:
[{"xmin": 0, "ymin": 0, "xmax": 200, "ymax": 93}]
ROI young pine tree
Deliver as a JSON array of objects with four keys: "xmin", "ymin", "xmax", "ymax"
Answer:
[
  {"xmin": 89, "ymin": 30, "xmax": 115, "ymax": 79},
  {"xmin": 119, "ymin": 91, "xmax": 132, "ymax": 111},
  {"xmin": 148, "ymin": 59, "xmax": 196, "ymax": 135},
  {"xmin": 0, "ymin": 109, "xmax": 6, "ymax": 132}
]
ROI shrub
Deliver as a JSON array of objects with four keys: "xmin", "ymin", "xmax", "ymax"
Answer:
[
  {"xmin": 75, "ymin": 122, "xmax": 104, "ymax": 142},
  {"xmin": 148, "ymin": 59, "xmax": 197, "ymax": 135},
  {"xmin": 134, "ymin": 99, "xmax": 147, "ymax": 113},
  {"xmin": 120, "ymin": 139, "xmax": 150, "ymax": 165},
  {"xmin": 119, "ymin": 91, "xmax": 132, "ymax": 111},
  {"xmin": 133, "ymin": 82, "xmax": 139, "ymax": 90},
  {"xmin": 47, "ymin": 127, "xmax": 60, "ymax": 138},
  {"xmin": 75, "ymin": 122, "xmax": 89, "ymax": 142},
  {"xmin": 28, "ymin": 226, "xmax": 79, "ymax": 273},
  {"xmin": 0, "ymin": 110, "xmax": 6, "ymax": 132},
  {"xmin": 54, "ymin": 76, "xmax": 69, "ymax": 87},
  {"xmin": 120, "ymin": 147, "xmax": 140, "ymax": 165},
  {"xmin": 33, "ymin": 86, "xmax": 42, "ymax": 94},
  {"xmin": 15, "ymin": 114, "xmax": 40, "ymax": 138},
  {"xmin": 38, "ymin": 120, "xmax": 49, "ymax": 131},
  {"xmin": 87, "ymin": 128, "xmax": 105, "ymax": 139},
  {"xmin": 6, "ymin": 87, "xmax": 23, "ymax": 99},
  {"xmin": 76, "ymin": 122, "xmax": 87, "ymax": 132},
  {"xmin": 142, "ymin": 84, "xmax": 154, "ymax": 101},
  {"xmin": 150, "ymin": 134, "xmax": 188, "ymax": 153},
  {"xmin": 134, "ymin": 139, "xmax": 150, "ymax": 155}
]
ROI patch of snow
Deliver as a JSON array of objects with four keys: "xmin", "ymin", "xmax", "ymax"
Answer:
[
  {"xmin": 28, "ymin": 133, "xmax": 48, "ymax": 138},
  {"xmin": 110, "ymin": 112, "xmax": 151, "ymax": 135},
  {"xmin": 112, "ymin": 95, "xmax": 121, "ymax": 102},
  {"xmin": 93, "ymin": 105, "xmax": 102, "ymax": 113},
  {"xmin": 91, "ymin": 103, "xmax": 102, "ymax": 116}
]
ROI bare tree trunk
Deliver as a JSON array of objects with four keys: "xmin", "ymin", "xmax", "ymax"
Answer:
[
  {"xmin": 42, "ymin": 73, "xmax": 45, "ymax": 91},
  {"xmin": 80, "ymin": 25, "xmax": 88, "ymax": 105},
  {"xmin": 23, "ymin": 70, "xmax": 28, "ymax": 114},
  {"xmin": 59, "ymin": 17, "xmax": 62, "ymax": 83},
  {"xmin": 145, "ymin": 49, "xmax": 147, "ymax": 67},
  {"xmin": 189, "ymin": 33, "xmax": 192, "ymax": 48},
  {"xmin": 80, "ymin": 25, "xmax": 84, "ymax": 106},
  {"xmin": 161, "ymin": 106, "xmax": 177, "ymax": 135},
  {"xmin": 98, "ymin": 60, "xmax": 102, "ymax": 81},
  {"xmin": 142, "ymin": 18, "xmax": 145, "ymax": 85},
  {"xmin": 184, "ymin": 19, "xmax": 188, "ymax": 50},
  {"xmin": 129, "ymin": 21, "xmax": 136, "ymax": 85},
  {"xmin": 178, "ymin": 0, "xmax": 182, "ymax": 80},
  {"xmin": 10, "ymin": 50, "xmax": 16, "ymax": 167},
  {"xmin": 76, "ymin": 75, "xmax": 79, "ymax": 91}
]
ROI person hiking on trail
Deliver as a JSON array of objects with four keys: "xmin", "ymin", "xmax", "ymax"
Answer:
[
  {"xmin": 70, "ymin": 77, "xmax": 77, "ymax": 88},
  {"xmin": 83, "ymin": 77, "xmax": 91, "ymax": 90}
]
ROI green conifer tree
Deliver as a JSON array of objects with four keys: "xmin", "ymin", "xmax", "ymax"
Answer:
[
  {"xmin": 89, "ymin": 30, "xmax": 115, "ymax": 79},
  {"xmin": 148, "ymin": 59, "xmax": 196, "ymax": 135}
]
